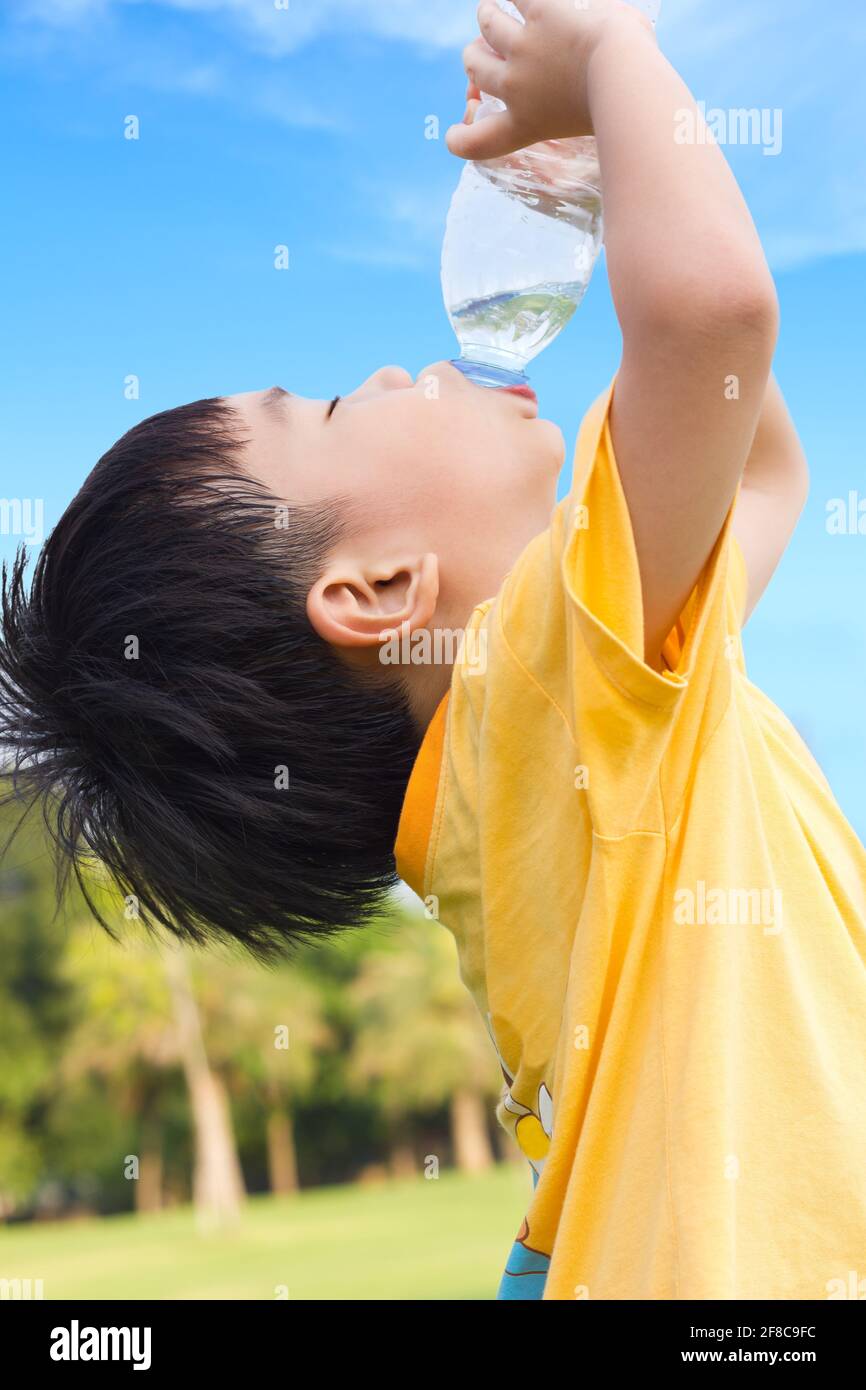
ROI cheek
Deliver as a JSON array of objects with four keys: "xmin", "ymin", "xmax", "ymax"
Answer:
[
  {"xmin": 486, "ymin": 416, "xmax": 567, "ymax": 493},
  {"xmin": 372, "ymin": 401, "xmax": 562, "ymax": 511}
]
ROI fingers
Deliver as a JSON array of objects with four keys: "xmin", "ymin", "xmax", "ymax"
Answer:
[
  {"xmin": 477, "ymin": 0, "xmax": 522, "ymax": 57},
  {"xmin": 446, "ymin": 109, "xmax": 523, "ymax": 162},
  {"xmin": 452, "ymin": 6, "xmax": 527, "ymax": 160},
  {"xmin": 462, "ymin": 36, "xmax": 508, "ymax": 102}
]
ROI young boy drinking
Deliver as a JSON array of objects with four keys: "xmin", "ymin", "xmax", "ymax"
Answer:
[{"xmin": 2, "ymin": 0, "xmax": 864, "ymax": 1299}]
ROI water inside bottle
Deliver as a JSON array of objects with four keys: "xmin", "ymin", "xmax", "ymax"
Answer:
[
  {"xmin": 442, "ymin": 141, "xmax": 603, "ymax": 389},
  {"xmin": 442, "ymin": 0, "xmax": 658, "ymax": 389},
  {"xmin": 450, "ymin": 281, "xmax": 587, "ymax": 371}
]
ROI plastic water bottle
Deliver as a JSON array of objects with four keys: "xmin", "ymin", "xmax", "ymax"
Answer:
[{"xmin": 442, "ymin": 0, "xmax": 661, "ymax": 391}]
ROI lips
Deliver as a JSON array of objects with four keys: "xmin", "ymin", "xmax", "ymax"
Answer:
[
  {"xmin": 502, "ymin": 385, "xmax": 537, "ymax": 403},
  {"xmin": 501, "ymin": 384, "xmax": 539, "ymax": 417}
]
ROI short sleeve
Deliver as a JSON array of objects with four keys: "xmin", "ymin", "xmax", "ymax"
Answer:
[{"xmin": 558, "ymin": 380, "xmax": 744, "ymax": 834}]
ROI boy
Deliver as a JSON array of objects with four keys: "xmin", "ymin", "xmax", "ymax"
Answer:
[{"xmin": 2, "ymin": 0, "xmax": 865, "ymax": 1298}]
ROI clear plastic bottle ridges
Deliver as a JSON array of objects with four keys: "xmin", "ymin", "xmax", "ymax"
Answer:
[{"xmin": 442, "ymin": 0, "xmax": 661, "ymax": 391}]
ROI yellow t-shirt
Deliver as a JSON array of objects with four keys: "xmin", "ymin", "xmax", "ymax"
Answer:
[{"xmin": 395, "ymin": 381, "xmax": 866, "ymax": 1301}]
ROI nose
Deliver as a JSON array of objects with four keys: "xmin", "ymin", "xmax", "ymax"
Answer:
[{"xmin": 348, "ymin": 365, "xmax": 414, "ymax": 399}]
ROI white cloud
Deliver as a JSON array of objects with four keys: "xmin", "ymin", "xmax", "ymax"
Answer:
[
  {"xmin": 635, "ymin": 0, "xmax": 866, "ymax": 272},
  {"xmin": 248, "ymin": 82, "xmax": 346, "ymax": 132},
  {"xmin": 17, "ymin": 0, "xmax": 110, "ymax": 21},
  {"xmin": 324, "ymin": 243, "xmax": 428, "ymax": 271},
  {"xmin": 9, "ymin": 0, "xmax": 866, "ymax": 271},
  {"xmin": 325, "ymin": 179, "xmax": 454, "ymax": 272},
  {"xmin": 18, "ymin": 0, "xmax": 477, "ymax": 52}
]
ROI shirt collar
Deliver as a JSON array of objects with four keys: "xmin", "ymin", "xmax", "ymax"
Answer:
[{"xmin": 394, "ymin": 692, "xmax": 450, "ymax": 899}]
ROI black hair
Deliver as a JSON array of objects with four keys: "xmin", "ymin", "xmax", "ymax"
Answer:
[{"xmin": 0, "ymin": 397, "xmax": 420, "ymax": 959}]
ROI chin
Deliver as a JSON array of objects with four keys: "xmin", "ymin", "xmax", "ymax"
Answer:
[{"xmin": 537, "ymin": 418, "xmax": 567, "ymax": 470}]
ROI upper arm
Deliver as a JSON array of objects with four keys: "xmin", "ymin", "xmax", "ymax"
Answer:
[
  {"xmin": 609, "ymin": 279, "xmax": 779, "ymax": 665},
  {"xmin": 732, "ymin": 377, "xmax": 810, "ymax": 624},
  {"xmin": 733, "ymin": 487, "xmax": 808, "ymax": 628}
]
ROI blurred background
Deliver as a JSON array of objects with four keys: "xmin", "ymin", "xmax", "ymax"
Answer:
[
  {"xmin": 1, "ymin": 0, "xmax": 864, "ymax": 1299},
  {"xmin": 0, "ymin": 799, "xmax": 520, "ymax": 1298}
]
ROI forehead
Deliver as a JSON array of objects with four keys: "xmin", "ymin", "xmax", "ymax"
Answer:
[
  {"xmin": 230, "ymin": 385, "xmax": 291, "ymax": 410},
  {"xmin": 228, "ymin": 387, "xmax": 293, "ymax": 437}
]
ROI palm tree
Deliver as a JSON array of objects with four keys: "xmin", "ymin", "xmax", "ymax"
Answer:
[
  {"xmin": 161, "ymin": 941, "xmax": 245, "ymax": 1229},
  {"xmin": 61, "ymin": 922, "xmax": 176, "ymax": 1215},
  {"xmin": 62, "ymin": 918, "xmax": 245, "ymax": 1228},
  {"xmin": 347, "ymin": 906, "xmax": 501, "ymax": 1174},
  {"xmin": 187, "ymin": 950, "xmax": 331, "ymax": 1196}
]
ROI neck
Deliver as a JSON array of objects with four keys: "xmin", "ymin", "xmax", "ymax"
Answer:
[{"xmin": 406, "ymin": 659, "xmax": 452, "ymax": 735}]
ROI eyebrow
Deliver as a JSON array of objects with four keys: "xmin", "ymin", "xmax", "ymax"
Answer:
[{"xmin": 261, "ymin": 386, "xmax": 292, "ymax": 414}]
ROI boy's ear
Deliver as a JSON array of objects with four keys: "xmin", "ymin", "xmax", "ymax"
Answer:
[{"xmin": 306, "ymin": 552, "xmax": 440, "ymax": 650}]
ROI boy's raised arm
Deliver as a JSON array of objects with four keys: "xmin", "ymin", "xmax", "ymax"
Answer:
[{"xmin": 448, "ymin": 0, "xmax": 781, "ymax": 665}]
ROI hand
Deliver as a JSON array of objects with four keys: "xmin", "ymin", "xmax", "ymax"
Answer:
[
  {"xmin": 459, "ymin": 76, "xmax": 600, "ymax": 195},
  {"xmin": 446, "ymin": 0, "xmax": 654, "ymax": 161}
]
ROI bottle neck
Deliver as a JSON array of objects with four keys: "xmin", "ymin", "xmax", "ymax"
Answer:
[{"xmin": 449, "ymin": 355, "xmax": 530, "ymax": 391}]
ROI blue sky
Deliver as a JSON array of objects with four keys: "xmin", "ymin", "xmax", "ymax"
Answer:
[{"xmin": 1, "ymin": 0, "xmax": 865, "ymax": 831}]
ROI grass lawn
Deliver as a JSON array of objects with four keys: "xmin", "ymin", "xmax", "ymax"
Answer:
[{"xmin": 0, "ymin": 1163, "xmax": 531, "ymax": 1301}]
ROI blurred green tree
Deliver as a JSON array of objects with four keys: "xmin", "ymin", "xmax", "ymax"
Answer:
[
  {"xmin": 61, "ymin": 914, "xmax": 245, "ymax": 1229},
  {"xmin": 60, "ymin": 921, "xmax": 177, "ymax": 1213},
  {"xmin": 0, "ymin": 801, "xmax": 77, "ymax": 1215},
  {"xmin": 189, "ymin": 949, "xmax": 331, "ymax": 1195},
  {"xmin": 347, "ymin": 906, "xmax": 501, "ymax": 1175}
]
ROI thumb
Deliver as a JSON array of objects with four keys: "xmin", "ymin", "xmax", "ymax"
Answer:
[{"xmin": 445, "ymin": 110, "xmax": 524, "ymax": 161}]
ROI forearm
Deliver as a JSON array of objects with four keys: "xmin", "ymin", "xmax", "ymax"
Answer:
[{"xmin": 587, "ymin": 17, "xmax": 777, "ymax": 336}]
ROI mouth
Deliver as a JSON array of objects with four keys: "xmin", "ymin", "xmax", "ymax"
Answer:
[
  {"xmin": 502, "ymin": 385, "xmax": 537, "ymax": 403},
  {"xmin": 419, "ymin": 362, "xmax": 540, "ymax": 416},
  {"xmin": 501, "ymin": 383, "xmax": 539, "ymax": 417}
]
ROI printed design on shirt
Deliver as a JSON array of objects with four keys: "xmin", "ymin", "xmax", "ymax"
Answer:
[
  {"xmin": 485, "ymin": 1013, "xmax": 554, "ymax": 1178},
  {"xmin": 502, "ymin": 1085, "xmax": 553, "ymax": 1176},
  {"xmin": 483, "ymin": 1016, "xmax": 554, "ymax": 1298},
  {"xmin": 498, "ymin": 1215, "xmax": 552, "ymax": 1301}
]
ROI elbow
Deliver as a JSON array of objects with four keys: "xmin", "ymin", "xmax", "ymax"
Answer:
[
  {"xmin": 720, "ymin": 272, "xmax": 780, "ymax": 354},
  {"xmin": 626, "ymin": 262, "xmax": 780, "ymax": 366}
]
